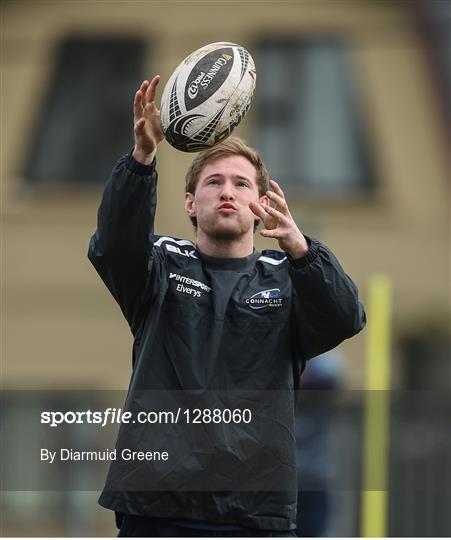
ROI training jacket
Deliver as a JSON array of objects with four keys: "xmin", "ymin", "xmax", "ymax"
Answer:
[{"xmin": 88, "ymin": 152, "xmax": 366, "ymax": 531}]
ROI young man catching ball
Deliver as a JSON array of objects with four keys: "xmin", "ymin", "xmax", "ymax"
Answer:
[{"xmin": 89, "ymin": 76, "xmax": 365, "ymax": 537}]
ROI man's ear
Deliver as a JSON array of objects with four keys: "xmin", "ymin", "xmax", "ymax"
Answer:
[
  {"xmin": 185, "ymin": 192, "xmax": 196, "ymax": 217},
  {"xmin": 259, "ymin": 194, "xmax": 269, "ymax": 211}
]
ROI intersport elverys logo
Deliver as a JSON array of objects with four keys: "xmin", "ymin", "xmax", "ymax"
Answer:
[{"xmin": 244, "ymin": 289, "xmax": 283, "ymax": 310}]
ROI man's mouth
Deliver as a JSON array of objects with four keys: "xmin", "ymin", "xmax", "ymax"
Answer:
[{"xmin": 218, "ymin": 203, "xmax": 237, "ymax": 213}]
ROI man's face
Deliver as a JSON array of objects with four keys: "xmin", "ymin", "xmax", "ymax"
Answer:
[{"xmin": 185, "ymin": 155, "xmax": 266, "ymax": 241}]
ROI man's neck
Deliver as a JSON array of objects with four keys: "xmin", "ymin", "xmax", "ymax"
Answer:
[{"xmin": 196, "ymin": 233, "xmax": 254, "ymax": 258}]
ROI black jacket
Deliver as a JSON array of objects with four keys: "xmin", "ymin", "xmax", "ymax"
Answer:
[{"xmin": 88, "ymin": 153, "xmax": 366, "ymax": 531}]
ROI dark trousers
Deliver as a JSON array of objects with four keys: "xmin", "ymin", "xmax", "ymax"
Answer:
[{"xmin": 117, "ymin": 515, "xmax": 297, "ymax": 537}]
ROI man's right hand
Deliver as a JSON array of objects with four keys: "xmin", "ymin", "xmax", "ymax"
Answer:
[{"xmin": 132, "ymin": 76, "xmax": 165, "ymax": 165}]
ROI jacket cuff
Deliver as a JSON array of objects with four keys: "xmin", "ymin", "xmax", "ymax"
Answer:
[
  {"xmin": 125, "ymin": 151, "xmax": 156, "ymax": 176},
  {"xmin": 287, "ymin": 237, "xmax": 320, "ymax": 269}
]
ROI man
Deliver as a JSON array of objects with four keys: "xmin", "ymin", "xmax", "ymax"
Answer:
[{"xmin": 88, "ymin": 76, "xmax": 366, "ymax": 537}]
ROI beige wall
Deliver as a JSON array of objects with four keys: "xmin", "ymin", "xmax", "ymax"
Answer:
[{"xmin": 2, "ymin": 0, "xmax": 449, "ymax": 389}]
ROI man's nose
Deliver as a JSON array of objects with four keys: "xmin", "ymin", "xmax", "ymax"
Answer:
[{"xmin": 220, "ymin": 181, "xmax": 235, "ymax": 200}]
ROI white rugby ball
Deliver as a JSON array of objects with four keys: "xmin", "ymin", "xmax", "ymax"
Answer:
[{"xmin": 160, "ymin": 42, "xmax": 256, "ymax": 152}]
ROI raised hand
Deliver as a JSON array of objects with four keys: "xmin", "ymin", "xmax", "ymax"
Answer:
[
  {"xmin": 132, "ymin": 76, "xmax": 165, "ymax": 165},
  {"xmin": 249, "ymin": 180, "xmax": 309, "ymax": 259}
]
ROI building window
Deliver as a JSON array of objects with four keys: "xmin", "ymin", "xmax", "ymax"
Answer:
[
  {"xmin": 254, "ymin": 39, "xmax": 375, "ymax": 198},
  {"xmin": 25, "ymin": 36, "xmax": 146, "ymax": 185}
]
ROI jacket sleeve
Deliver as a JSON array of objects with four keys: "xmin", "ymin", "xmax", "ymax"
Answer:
[
  {"xmin": 88, "ymin": 152, "xmax": 160, "ymax": 333},
  {"xmin": 288, "ymin": 238, "xmax": 366, "ymax": 366}
]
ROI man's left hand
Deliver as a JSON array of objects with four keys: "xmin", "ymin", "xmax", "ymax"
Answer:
[{"xmin": 249, "ymin": 180, "xmax": 309, "ymax": 260}]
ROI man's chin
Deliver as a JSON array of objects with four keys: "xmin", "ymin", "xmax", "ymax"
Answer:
[
  {"xmin": 208, "ymin": 228, "xmax": 243, "ymax": 241},
  {"xmin": 202, "ymin": 222, "xmax": 252, "ymax": 242}
]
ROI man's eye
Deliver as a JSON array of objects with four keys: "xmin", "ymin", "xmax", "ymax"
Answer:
[
  {"xmin": 208, "ymin": 179, "xmax": 220, "ymax": 185},
  {"xmin": 237, "ymin": 181, "xmax": 250, "ymax": 188}
]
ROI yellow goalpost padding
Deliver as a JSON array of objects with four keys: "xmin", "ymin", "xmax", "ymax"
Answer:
[{"xmin": 361, "ymin": 273, "xmax": 392, "ymax": 537}]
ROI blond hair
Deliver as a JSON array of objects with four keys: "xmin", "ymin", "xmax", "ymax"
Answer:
[{"xmin": 185, "ymin": 137, "xmax": 269, "ymax": 197}]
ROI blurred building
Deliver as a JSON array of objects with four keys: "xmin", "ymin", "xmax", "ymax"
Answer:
[{"xmin": 2, "ymin": 0, "xmax": 449, "ymax": 536}]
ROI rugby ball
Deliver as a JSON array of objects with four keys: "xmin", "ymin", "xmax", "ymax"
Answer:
[{"xmin": 160, "ymin": 42, "xmax": 256, "ymax": 152}]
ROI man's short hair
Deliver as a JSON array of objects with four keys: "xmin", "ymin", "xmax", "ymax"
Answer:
[{"xmin": 185, "ymin": 137, "xmax": 270, "ymax": 229}]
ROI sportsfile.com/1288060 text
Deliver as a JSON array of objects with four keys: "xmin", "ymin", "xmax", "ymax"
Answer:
[{"xmin": 40, "ymin": 408, "xmax": 253, "ymax": 428}]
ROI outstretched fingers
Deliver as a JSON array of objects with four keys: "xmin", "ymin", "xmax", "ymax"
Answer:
[
  {"xmin": 133, "ymin": 91, "xmax": 143, "ymax": 123},
  {"xmin": 140, "ymin": 79, "xmax": 150, "ymax": 90},
  {"xmin": 249, "ymin": 201, "xmax": 285, "ymax": 233},
  {"xmin": 264, "ymin": 204, "xmax": 285, "ymax": 223},
  {"xmin": 133, "ymin": 80, "xmax": 149, "ymax": 122},
  {"xmin": 267, "ymin": 181, "xmax": 288, "ymax": 213},
  {"xmin": 249, "ymin": 201, "xmax": 266, "ymax": 221},
  {"xmin": 146, "ymin": 75, "xmax": 160, "ymax": 104},
  {"xmin": 269, "ymin": 179, "xmax": 285, "ymax": 198}
]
